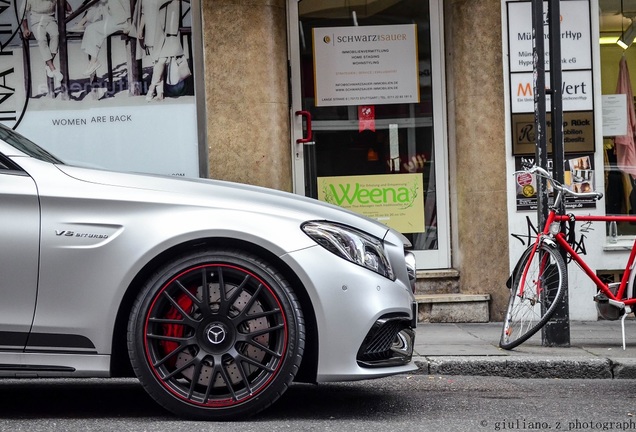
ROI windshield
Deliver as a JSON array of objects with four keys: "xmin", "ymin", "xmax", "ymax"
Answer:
[{"xmin": 0, "ymin": 123, "xmax": 65, "ymax": 164}]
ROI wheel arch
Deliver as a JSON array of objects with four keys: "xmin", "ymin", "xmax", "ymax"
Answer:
[{"xmin": 109, "ymin": 237, "xmax": 319, "ymax": 382}]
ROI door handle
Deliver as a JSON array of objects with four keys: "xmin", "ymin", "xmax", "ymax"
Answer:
[{"xmin": 295, "ymin": 110, "xmax": 313, "ymax": 144}]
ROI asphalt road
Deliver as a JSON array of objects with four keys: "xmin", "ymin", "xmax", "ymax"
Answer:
[{"xmin": 0, "ymin": 375, "xmax": 634, "ymax": 431}]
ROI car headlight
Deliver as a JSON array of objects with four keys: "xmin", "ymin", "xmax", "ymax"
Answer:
[
  {"xmin": 301, "ymin": 221, "xmax": 395, "ymax": 280},
  {"xmin": 405, "ymin": 251, "xmax": 416, "ymax": 293}
]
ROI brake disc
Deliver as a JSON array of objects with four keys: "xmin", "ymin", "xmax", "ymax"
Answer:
[{"xmin": 176, "ymin": 283, "xmax": 269, "ymax": 387}]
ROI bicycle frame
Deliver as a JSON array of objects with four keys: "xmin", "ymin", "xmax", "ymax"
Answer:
[
  {"xmin": 532, "ymin": 208, "xmax": 636, "ymax": 306},
  {"xmin": 546, "ymin": 212, "xmax": 636, "ymax": 308}
]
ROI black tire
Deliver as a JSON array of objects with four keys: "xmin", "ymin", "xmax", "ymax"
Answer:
[
  {"xmin": 128, "ymin": 249, "xmax": 305, "ymax": 420},
  {"xmin": 499, "ymin": 242, "xmax": 566, "ymax": 350}
]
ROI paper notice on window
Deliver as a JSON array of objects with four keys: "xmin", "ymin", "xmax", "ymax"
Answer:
[
  {"xmin": 602, "ymin": 94, "xmax": 628, "ymax": 137},
  {"xmin": 313, "ymin": 24, "xmax": 420, "ymax": 107}
]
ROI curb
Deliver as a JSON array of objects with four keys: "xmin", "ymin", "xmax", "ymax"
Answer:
[{"xmin": 412, "ymin": 356, "xmax": 636, "ymax": 379}]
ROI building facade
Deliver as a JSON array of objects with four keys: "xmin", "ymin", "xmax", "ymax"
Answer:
[
  {"xmin": 200, "ymin": 0, "xmax": 636, "ymax": 322},
  {"xmin": 200, "ymin": 0, "xmax": 508, "ymax": 319},
  {"xmin": 4, "ymin": 0, "xmax": 630, "ymax": 322}
]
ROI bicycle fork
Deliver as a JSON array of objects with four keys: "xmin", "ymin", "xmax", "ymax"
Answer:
[{"xmin": 517, "ymin": 235, "xmax": 559, "ymax": 304}]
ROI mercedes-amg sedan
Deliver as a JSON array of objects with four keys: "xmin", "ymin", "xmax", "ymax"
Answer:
[{"xmin": 0, "ymin": 123, "xmax": 417, "ymax": 420}]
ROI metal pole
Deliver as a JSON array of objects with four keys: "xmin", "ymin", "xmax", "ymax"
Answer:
[
  {"xmin": 532, "ymin": 0, "xmax": 548, "ymax": 226},
  {"xmin": 542, "ymin": 0, "xmax": 570, "ymax": 346}
]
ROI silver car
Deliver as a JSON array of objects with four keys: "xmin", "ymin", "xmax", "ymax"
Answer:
[{"xmin": 0, "ymin": 123, "xmax": 417, "ymax": 420}]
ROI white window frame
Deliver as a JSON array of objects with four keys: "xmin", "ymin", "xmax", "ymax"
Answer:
[{"xmin": 287, "ymin": 0, "xmax": 451, "ymax": 270}]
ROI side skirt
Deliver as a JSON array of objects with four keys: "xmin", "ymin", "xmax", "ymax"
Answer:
[{"xmin": 0, "ymin": 352, "xmax": 110, "ymax": 378}]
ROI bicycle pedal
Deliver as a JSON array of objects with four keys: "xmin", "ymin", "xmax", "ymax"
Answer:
[
  {"xmin": 594, "ymin": 293, "xmax": 609, "ymax": 303},
  {"xmin": 596, "ymin": 292, "xmax": 625, "ymax": 320}
]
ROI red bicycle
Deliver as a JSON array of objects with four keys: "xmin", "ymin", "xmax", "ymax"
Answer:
[{"xmin": 500, "ymin": 166, "xmax": 636, "ymax": 350}]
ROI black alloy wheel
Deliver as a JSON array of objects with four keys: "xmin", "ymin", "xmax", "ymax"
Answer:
[{"xmin": 128, "ymin": 249, "xmax": 305, "ymax": 420}]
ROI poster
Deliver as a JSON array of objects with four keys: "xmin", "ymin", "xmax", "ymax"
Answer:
[
  {"xmin": 312, "ymin": 24, "xmax": 420, "ymax": 107},
  {"xmin": 0, "ymin": 0, "xmax": 200, "ymax": 177},
  {"xmin": 514, "ymin": 155, "xmax": 597, "ymax": 211},
  {"xmin": 317, "ymin": 173, "xmax": 425, "ymax": 233}
]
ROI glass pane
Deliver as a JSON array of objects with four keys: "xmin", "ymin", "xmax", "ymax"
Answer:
[
  {"xmin": 298, "ymin": 0, "xmax": 437, "ymax": 250},
  {"xmin": 600, "ymin": 0, "xmax": 636, "ymax": 238}
]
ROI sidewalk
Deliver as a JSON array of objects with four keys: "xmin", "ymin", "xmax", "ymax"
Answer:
[{"xmin": 412, "ymin": 320, "xmax": 636, "ymax": 379}]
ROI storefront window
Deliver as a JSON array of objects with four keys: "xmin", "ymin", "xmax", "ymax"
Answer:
[
  {"xmin": 600, "ymin": 0, "xmax": 636, "ymax": 239},
  {"xmin": 293, "ymin": 0, "xmax": 447, "ymax": 259}
]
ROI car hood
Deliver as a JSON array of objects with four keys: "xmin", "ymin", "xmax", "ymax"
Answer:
[{"xmin": 55, "ymin": 164, "xmax": 404, "ymax": 243}]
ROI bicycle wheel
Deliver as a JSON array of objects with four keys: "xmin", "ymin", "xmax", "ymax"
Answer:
[{"xmin": 499, "ymin": 242, "xmax": 567, "ymax": 350}]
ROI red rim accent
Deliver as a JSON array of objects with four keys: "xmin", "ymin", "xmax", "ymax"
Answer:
[{"xmin": 142, "ymin": 263, "xmax": 288, "ymax": 408}]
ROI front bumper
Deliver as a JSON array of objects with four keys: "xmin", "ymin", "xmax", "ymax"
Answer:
[
  {"xmin": 284, "ymin": 244, "xmax": 418, "ymax": 382},
  {"xmin": 356, "ymin": 313, "xmax": 415, "ymax": 368}
]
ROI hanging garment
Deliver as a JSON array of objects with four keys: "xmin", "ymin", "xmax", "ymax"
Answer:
[{"xmin": 615, "ymin": 56, "xmax": 636, "ymax": 177}]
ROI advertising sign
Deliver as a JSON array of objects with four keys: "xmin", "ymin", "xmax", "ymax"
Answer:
[
  {"xmin": 511, "ymin": 111, "xmax": 594, "ymax": 154},
  {"xmin": 317, "ymin": 173, "xmax": 425, "ymax": 233},
  {"xmin": 312, "ymin": 24, "xmax": 420, "ymax": 107},
  {"xmin": 505, "ymin": 0, "xmax": 595, "ymax": 157},
  {"xmin": 510, "ymin": 70, "xmax": 593, "ymax": 113},
  {"xmin": 507, "ymin": 0, "xmax": 591, "ymax": 72},
  {"xmin": 0, "ymin": 0, "xmax": 201, "ymax": 177}
]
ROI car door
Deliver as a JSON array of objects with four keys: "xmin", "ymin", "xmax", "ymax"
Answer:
[{"xmin": 0, "ymin": 154, "xmax": 39, "ymax": 350}]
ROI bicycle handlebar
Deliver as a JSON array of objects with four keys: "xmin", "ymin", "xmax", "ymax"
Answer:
[{"xmin": 517, "ymin": 166, "xmax": 604, "ymax": 201}]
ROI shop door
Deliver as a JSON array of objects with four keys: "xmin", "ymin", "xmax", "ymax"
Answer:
[{"xmin": 288, "ymin": 0, "xmax": 450, "ymax": 269}]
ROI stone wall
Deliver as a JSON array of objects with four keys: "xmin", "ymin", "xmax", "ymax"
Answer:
[
  {"xmin": 201, "ymin": 0, "xmax": 292, "ymax": 191},
  {"xmin": 445, "ymin": 0, "xmax": 509, "ymax": 320}
]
